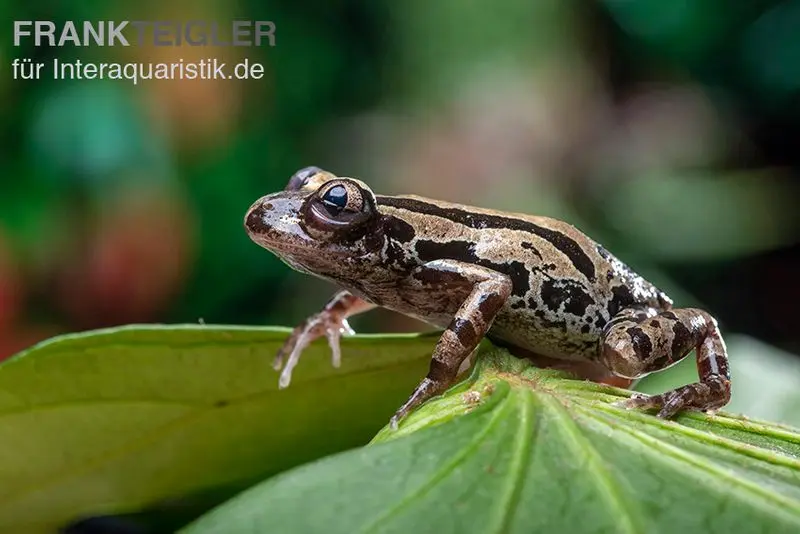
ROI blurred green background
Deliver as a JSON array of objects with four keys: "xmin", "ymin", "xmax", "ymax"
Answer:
[{"xmin": 1, "ymin": 0, "xmax": 799, "ymax": 363}]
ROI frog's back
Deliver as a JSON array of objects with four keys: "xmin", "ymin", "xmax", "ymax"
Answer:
[{"xmin": 376, "ymin": 194, "xmax": 671, "ymax": 360}]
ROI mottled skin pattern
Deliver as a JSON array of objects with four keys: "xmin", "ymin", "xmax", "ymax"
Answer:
[{"xmin": 245, "ymin": 167, "xmax": 732, "ymax": 427}]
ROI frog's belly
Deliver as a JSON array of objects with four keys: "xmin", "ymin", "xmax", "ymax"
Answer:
[
  {"xmin": 401, "ymin": 305, "xmax": 603, "ymax": 363},
  {"xmin": 358, "ymin": 279, "xmax": 607, "ymax": 362},
  {"xmin": 488, "ymin": 314, "xmax": 602, "ymax": 362},
  {"xmin": 489, "ymin": 293, "xmax": 610, "ymax": 361}
]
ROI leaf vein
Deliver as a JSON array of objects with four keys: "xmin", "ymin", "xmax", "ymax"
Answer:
[
  {"xmin": 575, "ymin": 405, "xmax": 800, "ymax": 525},
  {"xmin": 488, "ymin": 389, "xmax": 535, "ymax": 534},
  {"xmin": 362, "ymin": 399, "xmax": 511, "ymax": 533},
  {"xmin": 539, "ymin": 395, "xmax": 642, "ymax": 534}
]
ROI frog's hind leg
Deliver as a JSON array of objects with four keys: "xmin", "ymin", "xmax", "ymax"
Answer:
[{"xmin": 600, "ymin": 307, "xmax": 731, "ymax": 418}]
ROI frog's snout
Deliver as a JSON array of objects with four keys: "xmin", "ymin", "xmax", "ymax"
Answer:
[
  {"xmin": 245, "ymin": 199, "xmax": 274, "ymax": 236},
  {"xmin": 244, "ymin": 194, "xmax": 310, "ymax": 252}
]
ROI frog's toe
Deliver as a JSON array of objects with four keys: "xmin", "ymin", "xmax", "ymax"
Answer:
[
  {"xmin": 656, "ymin": 384, "xmax": 707, "ymax": 418},
  {"xmin": 273, "ymin": 313, "xmax": 356, "ymax": 385},
  {"xmin": 389, "ymin": 414, "xmax": 401, "ymax": 431},
  {"xmin": 326, "ymin": 328, "xmax": 343, "ymax": 368},
  {"xmin": 616, "ymin": 386, "xmax": 706, "ymax": 419},
  {"xmin": 273, "ymin": 325, "xmax": 305, "ymax": 370},
  {"xmin": 278, "ymin": 332, "xmax": 312, "ymax": 388},
  {"xmin": 273, "ymin": 338, "xmax": 297, "ymax": 370},
  {"xmin": 272, "ymin": 352, "xmax": 285, "ymax": 371},
  {"xmin": 325, "ymin": 318, "xmax": 356, "ymax": 368},
  {"xmin": 615, "ymin": 392, "xmax": 660, "ymax": 411},
  {"xmin": 276, "ymin": 321, "xmax": 322, "ymax": 387},
  {"xmin": 340, "ymin": 318, "xmax": 355, "ymax": 336}
]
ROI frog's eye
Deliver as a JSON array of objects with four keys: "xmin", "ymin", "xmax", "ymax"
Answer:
[
  {"xmin": 285, "ymin": 166, "xmax": 323, "ymax": 191},
  {"xmin": 321, "ymin": 185, "xmax": 347, "ymax": 213},
  {"xmin": 302, "ymin": 179, "xmax": 376, "ymax": 238},
  {"xmin": 320, "ymin": 184, "xmax": 362, "ymax": 216}
]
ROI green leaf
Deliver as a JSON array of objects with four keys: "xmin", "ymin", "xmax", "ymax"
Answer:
[
  {"xmin": 184, "ymin": 346, "xmax": 800, "ymax": 534},
  {"xmin": 0, "ymin": 325, "xmax": 435, "ymax": 533}
]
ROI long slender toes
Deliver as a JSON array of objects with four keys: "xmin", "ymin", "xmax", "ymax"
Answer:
[
  {"xmin": 274, "ymin": 315, "xmax": 343, "ymax": 384},
  {"xmin": 618, "ymin": 393, "xmax": 660, "ymax": 411},
  {"xmin": 273, "ymin": 323, "xmax": 306, "ymax": 370},
  {"xmin": 618, "ymin": 392, "xmax": 681, "ymax": 417},
  {"xmin": 275, "ymin": 315, "xmax": 336, "ymax": 382},
  {"xmin": 269, "ymin": 291, "xmax": 375, "ymax": 390},
  {"xmin": 619, "ymin": 382, "xmax": 727, "ymax": 419},
  {"xmin": 658, "ymin": 386, "xmax": 697, "ymax": 418}
]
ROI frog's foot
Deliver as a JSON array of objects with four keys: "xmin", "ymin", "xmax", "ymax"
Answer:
[
  {"xmin": 603, "ymin": 306, "xmax": 731, "ymax": 419},
  {"xmin": 616, "ymin": 378, "xmax": 730, "ymax": 419},
  {"xmin": 273, "ymin": 313, "xmax": 355, "ymax": 389},
  {"xmin": 388, "ymin": 378, "xmax": 444, "ymax": 430}
]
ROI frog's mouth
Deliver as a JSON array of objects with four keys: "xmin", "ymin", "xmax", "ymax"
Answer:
[
  {"xmin": 245, "ymin": 225, "xmax": 315, "ymax": 258},
  {"xmin": 244, "ymin": 208, "xmax": 344, "ymax": 263}
]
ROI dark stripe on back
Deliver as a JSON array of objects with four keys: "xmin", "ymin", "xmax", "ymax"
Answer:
[
  {"xmin": 378, "ymin": 195, "xmax": 596, "ymax": 282},
  {"xmin": 414, "ymin": 239, "xmax": 532, "ymax": 297}
]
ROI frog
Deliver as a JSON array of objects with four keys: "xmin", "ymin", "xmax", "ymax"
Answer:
[{"xmin": 244, "ymin": 167, "xmax": 731, "ymax": 428}]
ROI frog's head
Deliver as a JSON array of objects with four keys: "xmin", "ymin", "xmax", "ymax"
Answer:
[{"xmin": 244, "ymin": 167, "xmax": 383, "ymax": 275}]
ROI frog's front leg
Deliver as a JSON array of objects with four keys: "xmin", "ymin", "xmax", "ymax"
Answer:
[
  {"xmin": 390, "ymin": 259, "xmax": 512, "ymax": 428},
  {"xmin": 274, "ymin": 290, "xmax": 375, "ymax": 388},
  {"xmin": 600, "ymin": 307, "xmax": 731, "ymax": 418}
]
